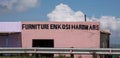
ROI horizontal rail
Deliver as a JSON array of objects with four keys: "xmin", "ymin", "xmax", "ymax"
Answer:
[{"xmin": 0, "ymin": 48, "xmax": 119, "ymax": 55}]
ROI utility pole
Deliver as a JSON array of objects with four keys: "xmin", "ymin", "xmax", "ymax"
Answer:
[{"xmin": 84, "ymin": 14, "xmax": 87, "ymax": 22}]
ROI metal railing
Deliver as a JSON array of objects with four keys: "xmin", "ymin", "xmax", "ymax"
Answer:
[{"xmin": 0, "ymin": 48, "xmax": 120, "ymax": 55}]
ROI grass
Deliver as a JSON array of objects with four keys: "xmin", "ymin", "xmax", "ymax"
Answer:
[{"xmin": 0, "ymin": 56, "xmax": 35, "ymax": 58}]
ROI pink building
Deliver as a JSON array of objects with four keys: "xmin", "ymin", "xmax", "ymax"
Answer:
[{"xmin": 0, "ymin": 22, "xmax": 110, "ymax": 58}]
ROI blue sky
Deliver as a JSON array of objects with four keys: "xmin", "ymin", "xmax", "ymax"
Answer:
[
  {"xmin": 0, "ymin": 0, "xmax": 120, "ymax": 45},
  {"xmin": 0, "ymin": 0, "xmax": 120, "ymax": 21}
]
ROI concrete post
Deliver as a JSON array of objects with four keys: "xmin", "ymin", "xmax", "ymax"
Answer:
[
  {"xmin": 92, "ymin": 52, "xmax": 97, "ymax": 58},
  {"xmin": 70, "ymin": 47, "xmax": 74, "ymax": 58}
]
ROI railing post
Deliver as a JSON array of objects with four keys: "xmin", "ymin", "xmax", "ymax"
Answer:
[
  {"xmin": 70, "ymin": 47, "xmax": 74, "ymax": 58},
  {"xmin": 92, "ymin": 52, "xmax": 97, "ymax": 58}
]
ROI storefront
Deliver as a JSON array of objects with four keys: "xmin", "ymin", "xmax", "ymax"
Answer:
[
  {"xmin": 0, "ymin": 22, "xmax": 110, "ymax": 58},
  {"xmin": 21, "ymin": 22, "xmax": 100, "ymax": 49}
]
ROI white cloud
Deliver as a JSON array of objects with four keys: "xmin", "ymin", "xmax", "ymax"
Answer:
[
  {"xmin": 92, "ymin": 16, "xmax": 120, "ymax": 41},
  {"xmin": 92, "ymin": 16, "xmax": 120, "ymax": 31},
  {"xmin": 0, "ymin": 0, "xmax": 38, "ymax": 13},
  {"xmin": 47, "ymin": 3, "xmax": 120, "ymax": 44},
  {"xmin": 16, "ymin": 0, "xmax": 38, "ymax": 11},
  {"xmin": 47, "ymin": 3, "xmax": 85, "ymax": 22}
]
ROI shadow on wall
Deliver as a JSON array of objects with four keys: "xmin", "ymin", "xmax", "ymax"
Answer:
[{"xmin": 0, "ymin": 32, "xmax": 21, "ymax": 47}]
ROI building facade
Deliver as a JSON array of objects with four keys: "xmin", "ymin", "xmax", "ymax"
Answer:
[{"xmin": 0, "ymin": 22, "xmax": 110, "ymax": 58}]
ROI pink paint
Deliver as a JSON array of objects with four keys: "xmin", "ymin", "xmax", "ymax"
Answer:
[
  {"xmin": 21, "ymin": 22, "xmax": 100, "ymax": 58},
  {"xmin": 22, "ymin": 22, "xmax": 100, "ymax": 48},
  {"xmin": 0, "ymin": 22, "xmax": 102, "ymax": 58}
]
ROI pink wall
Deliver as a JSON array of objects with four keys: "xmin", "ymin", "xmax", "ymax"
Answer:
[{"xmin": 21, "ymin": 22, "xmax": 100, "ymax": 48}]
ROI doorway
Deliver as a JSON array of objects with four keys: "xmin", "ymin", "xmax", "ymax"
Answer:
[
  {"xmin": 32, "ymin": 39, "xmax": 54, "ymax": 58},
  {"xmin": 32, "ymin": 39, "xmax": 54, "ymax": 47}
]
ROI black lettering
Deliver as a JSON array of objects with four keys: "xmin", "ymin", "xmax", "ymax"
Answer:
[
  {"xmin": 40, "ymin": 24, "xmax": 49, "ymax": 29},
  {"xmin": 50, "ymin": 24, "xmax": 61, "ymax": 29},
  {"xmin": 96, "ymin": 25, "xmax": 99, "ymax": 30},
  {"xmin": 22, "ymin": 24, "xmax": 99, "ymax": 30},
  {"xmin": 89, "ymin": 25, "xmax": 99, "ymax": 30},
  {"xmin": 79, "ymin": 25, "xmax": 88, "ymax": 30},
  {"xmin": 71, "ymin": 25, "xmax": 76, "ymax": 29}
]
